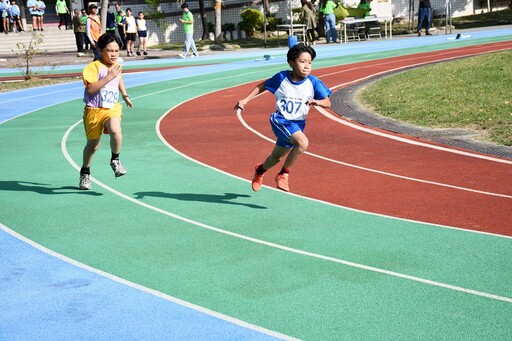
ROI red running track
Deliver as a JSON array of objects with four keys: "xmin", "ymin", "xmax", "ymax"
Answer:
[{"xmin": 160, "ymin": 41, "xmax": 512, "ymax": 236}]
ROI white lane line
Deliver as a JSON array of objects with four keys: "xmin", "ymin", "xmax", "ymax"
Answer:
[
  {"xmin": 59, "ymin": 119, "xmax": 512, "ymax": 305},
  {"xmin": 159, "ymin": 88, "xmax": 512, "ymax": 238},
  {"xmin": 315, "ymin": 46, "xmax": 512, "ymax": 165},
  {"xmin": 234, "ymin": 46, "xmax": 512, "ymax": 198},
  {"xmin": 0, "ymin": 222, "xmax": 297, "ymax": 341},
  {"xmin": 237, "ymin": 109, "xmax": 512, "ymax": 199},
  {"xmin": 57, "ymin": 112, "xmax": 512, "ymax": 306}
]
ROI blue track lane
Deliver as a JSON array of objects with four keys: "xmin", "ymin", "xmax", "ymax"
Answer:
[{"xmin": 0, "ymin": 225, "xmax": 281, "ymax": 340}]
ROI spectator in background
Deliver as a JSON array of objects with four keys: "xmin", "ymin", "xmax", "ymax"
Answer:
[
  {"xmin": 86, "ymin": 3, "xmax": 102, "ymax": 60},
  {"xmin": 105, "ymin": 4, "xmax": 116, "ymax": 36},
  {"xmin": 26, "ymin": 0, "xmax": 39, "ymax": 31},
  {"xmin": 115, "ymin": 3, "xmax": 127, "ymax": 50},
  {"xmin": 301, "ymin": 0, "xmax": 317, "ymax": 45},
  {"xmin": 136, "ymin": 11, "xmax": 148, "ymax": 56},
  {"xmin": 1, "ymin": 0, "xmax": 10, "ymax": 34},
  {"xmin": 55, "ymin": 0, "xmax": 69, "ymax": 30},
  {"xmin": 80, "ymin": 8, "xmax": 90, "ymax": 50},
  {"xmin": 178, "ymin": 2, "xmax": 199, "ymax": 58},
  {"xmin": 417, "ymin": 0, "xmax": 432, "ymax": 36},
  {"xmin": 72, "ymin": 8, "xmax": 85, "ymax": 55},
  {"xmin": 123, "ymin": 7, "xmax": 137, "ymax": 56},
  {"xmin": 319, "ymin": 0, "xmax": 338, "ymax": 43},
  {"xmin": 35, "ymin": 0, "xmax": 46, "ymax": 31},
  {"xmin": 9, "ymin": 0, "xmax": 24, "ymax": 32}
]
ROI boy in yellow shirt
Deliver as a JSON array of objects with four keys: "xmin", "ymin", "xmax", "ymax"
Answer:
[{"xmin": 79, "ymin": 34, "xmax": 133, "ymax": 190}]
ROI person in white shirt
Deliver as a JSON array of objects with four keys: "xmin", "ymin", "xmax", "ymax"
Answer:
[
  {"xmin": 136, "ymin": 11, "xmax": 147, "ymax": 56},
  {"xmin": 123, "ymin": 8, "xmax": 137, "ymax": 56},
  {"xmin": 235, "ymin": 44, "xmax": 332, "ymax": 192}
]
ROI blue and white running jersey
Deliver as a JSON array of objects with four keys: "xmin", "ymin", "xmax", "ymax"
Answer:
[{"xmin": 265, "ymin": 70, "xmax": 332, "ymax": 121}]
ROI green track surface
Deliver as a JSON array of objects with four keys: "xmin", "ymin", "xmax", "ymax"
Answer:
[{"xmin": 1, "ymin": 39, "xmax": 511, "ymax": 339}]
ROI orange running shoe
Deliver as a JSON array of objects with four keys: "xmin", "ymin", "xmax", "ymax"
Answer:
[
  {"xmin": 252, "ymin": 163, "xmax": 264, "ymax": 192},
  {"xmin": 275, "ymin": 173, "xmax": 289, "ymax": 192}
]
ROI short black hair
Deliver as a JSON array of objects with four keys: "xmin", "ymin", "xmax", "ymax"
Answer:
[
  {"xmin": 181, "ymin": 3, "xmax": 188, "ymax": 9},
  {"xmin": 97, "ymin": 33, "xmax": 122, "ymax": 50},
  {"xmin": 287, "ymin": 43, "xmax": 316, "ymax": 62}
]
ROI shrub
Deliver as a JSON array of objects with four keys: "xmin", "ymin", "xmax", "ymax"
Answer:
[
  {"xmin": 240, "ymin": 8, "xmax": 263, "ymax": 37},
  {"xmin": 266, "ymin": 14, "xmax": 283, "ymax": 31}
]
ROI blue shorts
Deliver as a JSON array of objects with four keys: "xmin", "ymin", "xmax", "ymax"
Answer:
[{"xmin": 269, "ymin": 111, "xmax": 306, "ymax": 148}]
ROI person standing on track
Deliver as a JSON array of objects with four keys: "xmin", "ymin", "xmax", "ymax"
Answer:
[
  {"xmin": 417, "ymin": 0, "xmax": 432, "ymax": 36},
  {"xmin": 55, "ymin": 0, "xmax": 69, "ymax": 30},
  {"xmin": 178, "ymin": 2, "xmax": 199, "ymax": 58},
  {"xmin": 115, "ymin": 2, "xmax": 127, "ymax": 50},
  {"xmin": 72, "ymin": 8, "xmax": 85, "ymax": 55},
  {"xmin": 319, "ymin": 0, "xmax": 338, "ymax": 43},
  {"xmin": 86, "ymin": 3, "xmax": 102, "ymax": 61},
  {"xmin": 79, "ymin": 34, "xmax": 133, "ymax": 190},
  {"xmin": 235, "ymin": 44, "xmax": 332, "ymax": 193},
  {"xmin": 123, "ymin": 8, "xmax": 137, "ymax": 56}
]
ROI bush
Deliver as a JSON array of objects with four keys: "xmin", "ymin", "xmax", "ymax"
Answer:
[
  {"xmin": 240, "ymin": 8, "xmax": 263, "ymax": 37},
  {"xmin": 266, "ymin": 14, "xmax": 283, "ymax": 31}
]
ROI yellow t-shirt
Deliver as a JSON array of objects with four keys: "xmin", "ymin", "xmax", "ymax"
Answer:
[{"xmin": 82, "ymin": 60, "xmax": 122, "ymax": 109}]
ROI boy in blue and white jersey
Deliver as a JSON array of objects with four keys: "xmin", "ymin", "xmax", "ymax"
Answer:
[{"xmin": 235, "ymin": 44, "xmax": 332, "ymax": 192}]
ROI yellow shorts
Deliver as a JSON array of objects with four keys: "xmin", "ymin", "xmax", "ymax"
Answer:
[{"xmin": 83, "ymin": 103, "xmax": 123, "ymax": 140}]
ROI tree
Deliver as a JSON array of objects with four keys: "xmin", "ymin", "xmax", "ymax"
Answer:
[
  {"xmin": 100, "ymin": 0, "xmax": 109, "ymax": 33},
  {"xmin": 198, "ymin": 0, "xmax": 209, "ymax": 40},
  {"xmin": 214, "ymin": 0, "xmax": 222, "ymax": 44},
  {"xmin": 13, "ymin": 32, "xmax": 45, "ymax": 80},
  {"xmin": 146, "ymin": 0, "xmax": 172, "ymax": 41}
]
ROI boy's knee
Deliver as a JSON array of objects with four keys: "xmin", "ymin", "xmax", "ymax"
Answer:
[{"xmin": 294, "ymin": 136, "xmax": 309, "ymax": 153}]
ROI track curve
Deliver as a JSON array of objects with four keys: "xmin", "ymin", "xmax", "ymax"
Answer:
[{"xmin": 160, "ymin": 41, "xmax": 512, "ymax": 235}]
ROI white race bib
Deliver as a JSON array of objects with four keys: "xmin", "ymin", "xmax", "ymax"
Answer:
[{"xmin": 99, "ymin": 85, "xmax": 119, "ymax": 109}]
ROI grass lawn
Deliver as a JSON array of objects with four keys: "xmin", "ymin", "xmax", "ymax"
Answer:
[
  {"xmin": 0, "ymin": 77, "xmax": 81, "ymax": 92},
  {"xmin": 359, "ymin": 50, "xmax": 512, "ymax": 146}
]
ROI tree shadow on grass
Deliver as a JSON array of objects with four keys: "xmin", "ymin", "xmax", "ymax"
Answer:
[
  {"xmin": 133, "ymin": 191, "xmax": 267, "ymax": 210},
  {"xmin": 0, "ymin": 181, "xmax": 103, "ymax": 196}
]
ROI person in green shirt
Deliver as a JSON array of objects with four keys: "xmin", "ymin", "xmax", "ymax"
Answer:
[
  {"xmin": 178, "ymin": 2, "xmax": 199, "ymax": 58},
  {"xmin": 356, "ymin": 0, "xmax": 372, "ymax": 17},
  {"xmin": 319, "ymin": 0, "xmax": 338, "ymax": 43},
  {"xmin": 55, "ymin": 0, "xmax": 69, "ymax": 29},
  {"xmin": 115, "ymin": 3, "xmax": 127, "ymax": 50},
  {"xmin": 80, "ymin": 8, "xmax": 90, "ymax": 50}
]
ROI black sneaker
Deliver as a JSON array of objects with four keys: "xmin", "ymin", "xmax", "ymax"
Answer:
[
  {"xmin": 143, "ymin": 51, "xmax": 148, "ymax": 55},
  {"xmin": 136, "ymin": 51, "xmax": 141, "ymax": 56}
]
